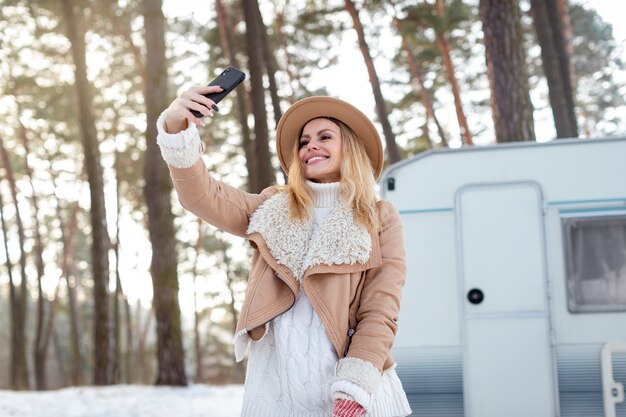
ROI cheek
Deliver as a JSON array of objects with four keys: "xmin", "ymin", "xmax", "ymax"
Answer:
[
  {"xmin": 298, "ymin": 148, "xmax": 306, "ymax": 163},
  {"xmin": 333, "ymin": 144, "xmax": 343, "ymax": 162}
]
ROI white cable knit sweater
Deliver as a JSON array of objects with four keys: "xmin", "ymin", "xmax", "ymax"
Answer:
[{"xmin": 155, "ymin": 115, "xmax": 411, "ymax": 417}]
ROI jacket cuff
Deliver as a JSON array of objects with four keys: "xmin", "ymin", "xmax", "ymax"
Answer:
[
  {"xmin": 331, "ymin": 379, "xmax": 372, "ymax": 411},
  {"xmin": 334, "ymin": 356, "xmax": 381, "ymax": 397},
  {"xmin": 156, "ymin": 112, "xmax": 203, "ymax": 168}
]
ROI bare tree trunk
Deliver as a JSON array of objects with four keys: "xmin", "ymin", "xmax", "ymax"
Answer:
[
  {"xmin": 217, "ymin": 233, "xmax": 245, "ymax": 381},
  {"xmin": 0, "ymin": 134, "xmax": 30, "ymax": 390},
  {"xmin": 479, "ymin": 0, "xmax": 536, "ymax": 142},
  {"xmin": 254, "ymin": 3, "xmax": 283, "ymax": 128},
  {"xmin": 15, "ymin": 114, "xmax": 48, "ymax": 390},
  {"xmin": 275, "ymin": 10, "xmax": 311, "ymax": 102},
  {"xmin": 403, "ymin": 38, "xmax": 447, "ymax": 147},
  {"xmin": 191, "ymin": 219, "xmax": 204, "ymax": 382},
  {"xmin": 242, "ymin": 0, "xmax": 276, "ymax": 191},
  {"xmin": 422, "ymin": 115, "xmax": 432, "ymax": 146},
  {"xmin": 52, "ymin": 327, "xmax": 68, "ymax": 387},
  {"xmin": 60, "ymin": 0, "xmax": 112, "ymax": 384},
  {"xmin": 102, "ymin": 1, "xmax": 148, "ymax": 100},
  {"xmin": 434, "ymin": 0, "xmax": 473, "ymax": 145},
  {"xmin": 112, "ymin": 145, "xmax": 122, "ymax": 384},
  {"xmin": 142, "ymin": 0, "xmax": 187, "ymax": 386},
  {"xmin": 215, "ymin": 0, "xmax": 257, "ymax": 192},
  {"xmin": 40, "ymin": 199, "xmax": 79, "ymax": 389},
  {"xmin": 66, "ymin": 250, "xmax": 84, "ymax": 386},
  {"xmin": 123, "ymin": 291, "xmax": 133, "ymax": 383},
  {"xmin": 344, "ymin": 0, "xmax": 401, "ymax": 163},
  {"xmin": 530, "ymin": 0, "xmax": 578, "ymax": 138},
  {"xmin": 393, "ymin": 17, "xmax": 448, "ymax": 147},
  {"xmin": 137, "ymin": 302, "xmax": 155, "ymax": 384},
  {"xmin": 556, "ymin": 0, "xmax": 576, "ymax": 93}
]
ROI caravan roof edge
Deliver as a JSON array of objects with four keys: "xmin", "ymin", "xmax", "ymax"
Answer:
[{"xmin": 380, "ymin": 136, "xmax": 626, "ymax": 181}]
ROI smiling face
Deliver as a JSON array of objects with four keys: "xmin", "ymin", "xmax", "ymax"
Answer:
[{"xmin": 298, "ymin": 118, "xmax": 343, "ymax": 183}]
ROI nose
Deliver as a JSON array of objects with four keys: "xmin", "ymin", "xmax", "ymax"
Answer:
[{"xmin": 306, "ymin": 140, "xmax": 319, "ymax": 151}]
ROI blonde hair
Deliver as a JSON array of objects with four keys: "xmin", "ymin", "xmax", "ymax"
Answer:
[{"xmin": 281, "ymin": 117, "xmax": 380, "ymax": 233}]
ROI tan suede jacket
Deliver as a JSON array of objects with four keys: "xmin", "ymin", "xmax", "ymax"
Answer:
[{"xmin": 168, "ymin": 159, "xmax": 407, "ymax": 375}]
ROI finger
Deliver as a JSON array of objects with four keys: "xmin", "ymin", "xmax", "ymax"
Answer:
[
  {"xmin": 197, "ymin": 85, "xmax": 224, "ymax": 94},
  {"xmin": 183, "ymin": 109, "xmax": 206, "ymax": 127},
  {"xmin": 182, "ymin": 99, "xmax": 211, "ymax": 116},
  {"xmin": 187, "ymin": 92, "xmax": 220, "ymax": 111},
  {"xmin": 181, "ymin": 90, "xmax": 220, "ymax": 111}
]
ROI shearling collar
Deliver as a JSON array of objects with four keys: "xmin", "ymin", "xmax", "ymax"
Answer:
[{"xmin": 247, "ymin": 191, "xmax": 372, "ymax": 281}]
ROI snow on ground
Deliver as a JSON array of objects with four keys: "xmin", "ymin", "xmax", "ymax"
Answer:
[{"xmin": 0, "ymin": 384, "xmax": 244, "ymax": 417}]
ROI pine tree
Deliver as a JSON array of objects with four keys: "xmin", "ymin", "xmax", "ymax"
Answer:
[{"xmin": 479, "ymin": 0, "xmax": 535, "ymax": 142}]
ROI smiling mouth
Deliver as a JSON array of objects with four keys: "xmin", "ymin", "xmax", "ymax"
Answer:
[{"xmin": 307, "ymin": 156, "xmax": 328, "ymax": 164}]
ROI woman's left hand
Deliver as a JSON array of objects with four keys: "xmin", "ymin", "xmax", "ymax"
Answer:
[{"xmin": 331, "ymin": 398, "xmax": 366, "ymax": 417}]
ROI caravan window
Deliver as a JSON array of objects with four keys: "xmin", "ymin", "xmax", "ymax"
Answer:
[{"xmin": 562, "ymin": 214, "xmax": 626, "ymax": 313}]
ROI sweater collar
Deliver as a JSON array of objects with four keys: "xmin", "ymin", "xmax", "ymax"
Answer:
[{"xmin": 306, "ymin": 180, "xmax": 340, "ymax": 208}]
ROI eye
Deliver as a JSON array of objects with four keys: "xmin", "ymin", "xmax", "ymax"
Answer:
[
  {"xmin": 298, "ymin": 139, "xmax": 309, "ymax": 148},
  {"xmin": 320, "ymin": 134, "xmax": 332, "ymax": 140}
]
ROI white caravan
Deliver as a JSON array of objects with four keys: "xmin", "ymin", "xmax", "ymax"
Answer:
[{"xmin": 382, "ymin": 137, "xmax": 626, "ymax": 417}]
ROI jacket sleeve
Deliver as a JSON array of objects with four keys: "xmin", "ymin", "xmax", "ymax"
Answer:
[
  {"xmin": 156, "ymin": 112, "xmax": 273, "ymax": 237},
  {"xmin": 332, "ymin": 200, "xmax": 407, "ymax": 405}
]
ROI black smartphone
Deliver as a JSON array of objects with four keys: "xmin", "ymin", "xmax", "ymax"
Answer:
[{"xmin": 191, "ymin": 66, "xmax": 246, "ymax": 118}]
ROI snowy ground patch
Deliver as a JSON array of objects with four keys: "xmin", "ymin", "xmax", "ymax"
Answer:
[{"xmin": 0, "ymin": 384, "xmax": 244, "ymax": 417}]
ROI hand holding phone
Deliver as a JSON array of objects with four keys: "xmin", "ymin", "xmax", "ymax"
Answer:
[{"xmin": 190, "ymin": 66, "xmax": 246, "ymax": 118}]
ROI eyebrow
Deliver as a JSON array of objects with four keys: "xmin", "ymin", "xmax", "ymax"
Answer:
[{"xmin": 300, "ymin": 128, "xmax": 335, "ymax": 140}]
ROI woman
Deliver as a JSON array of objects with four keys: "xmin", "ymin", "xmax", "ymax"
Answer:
[{"xmin": 156, "ymin": 86, "xmax": 412, "ymax": 417}]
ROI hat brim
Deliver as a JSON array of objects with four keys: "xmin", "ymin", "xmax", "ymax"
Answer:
[{"xmin": 276, "ymin": 96, "xmax": 384, "ymax": 179}]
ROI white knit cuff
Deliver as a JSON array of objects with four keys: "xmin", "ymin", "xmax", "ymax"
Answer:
[
  {"xmin": 232, "ymin": 323, "xmax": 270, "ymax": 362},
  {"xmin": 232, "ymin": 329, "xmax": 250, "ymax": 363},
  {"xmin": 335, "ymin": 357, "xmax": 382, "ymax": 395},
  {"xmin": 156, "ymin": 112, "xmax": 203, "ymax": 168},
  {"xmin": 331, "ymin": 380, "xmax": 372, "ymax": 411}
]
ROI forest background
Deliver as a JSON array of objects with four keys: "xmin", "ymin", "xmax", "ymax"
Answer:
[{"xmin": 0, "ymin": 0, "xmax": 624, "ymax": 391}]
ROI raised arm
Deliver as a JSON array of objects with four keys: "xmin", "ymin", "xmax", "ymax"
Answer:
[{"xmin": 156, "ymin": 85, "xmax": 273, "ymax": 237}]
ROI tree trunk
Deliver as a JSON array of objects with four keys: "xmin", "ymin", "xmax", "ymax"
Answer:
[
  {"xmin": 123, "ymin": 289, "xmax": 134, "ymax": 383},
  {"xmin": 52, "ymin": 327, "xmax": 68, "ymax": 387},
  {"xmin": 218, "ymin": 234, "xmax": 245, "ymax": 381},
  {"xmin": 0, "ymin": 135, "xmax": 30, "ymax": 390},
  {"xmin": 113, "ymin": 145, "xmax": 122, "ymax": 384},
  {"xmin": 39, "ymin": 141, "xmax": 83, "ymax": 388},
  {"xmin": 479, "ymin": 0, "xmax": 536, "ymax": 142},
  {"xmin": 530, "ymin": 0, "xmax": 578, "ymax": 138},
  {"xmin": 41, "ymin": 199, "xmax": 79, "ymax": 388},
  {"xmin": 215, "ymin": 0, "xmax": 257, "ymax": 192},
  {"xmin": 242, "ymin": 0, "xmax": 276, "ymax": 191},
  {"xmin": 556, "ymin": 0, "xmax": 576, "ymax": 93},
  {"xmin": 275, "ymin": 10, "xmax": 311, "ymax": 102},
  {"xmin": 0, "ymin": 177, "xmax": 16, "ymax": 384},
  {"xmin": 344, "ymin": 0, "xmax": 401, "ymax": 163},
  {"xmin": 16, "ymin": 115, "xmax": 48, "ymax": 390},
  {"xmin": 65, "ymin": 218, "xmax": 84, "ymax": 386},
  {"xmin": 254, "ymin": 3, "xmax": 283, "ymax": 128},
  {"xmin": 137, "ymin": 302, "xmax": 155, "ymax": 383},
  {"xmin": 434, "ymin": 0, "xmax": 473, "ymax": 145},
  {"xmin": 60, "ymin": 0, "xmax": 112, "ymax": 384},
  {"xmin": 394, "ymin": 17, "xmax": 448, "ymax": 147},
  {"xmin": 142, "ymin": 0, "xmax": 187, "ymax": 386},
  {"xmin": 104, "ymin": 2, "xmax": 147, "ymax": 96},
  {"xmin": 191, "ymin": 219, "xmax": 204, "ymax": 382}
]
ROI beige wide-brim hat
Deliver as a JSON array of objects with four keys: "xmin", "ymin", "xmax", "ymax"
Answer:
[{"xmin": 276, "ymin": 96, "xmax": 384, "ymax": 179}]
